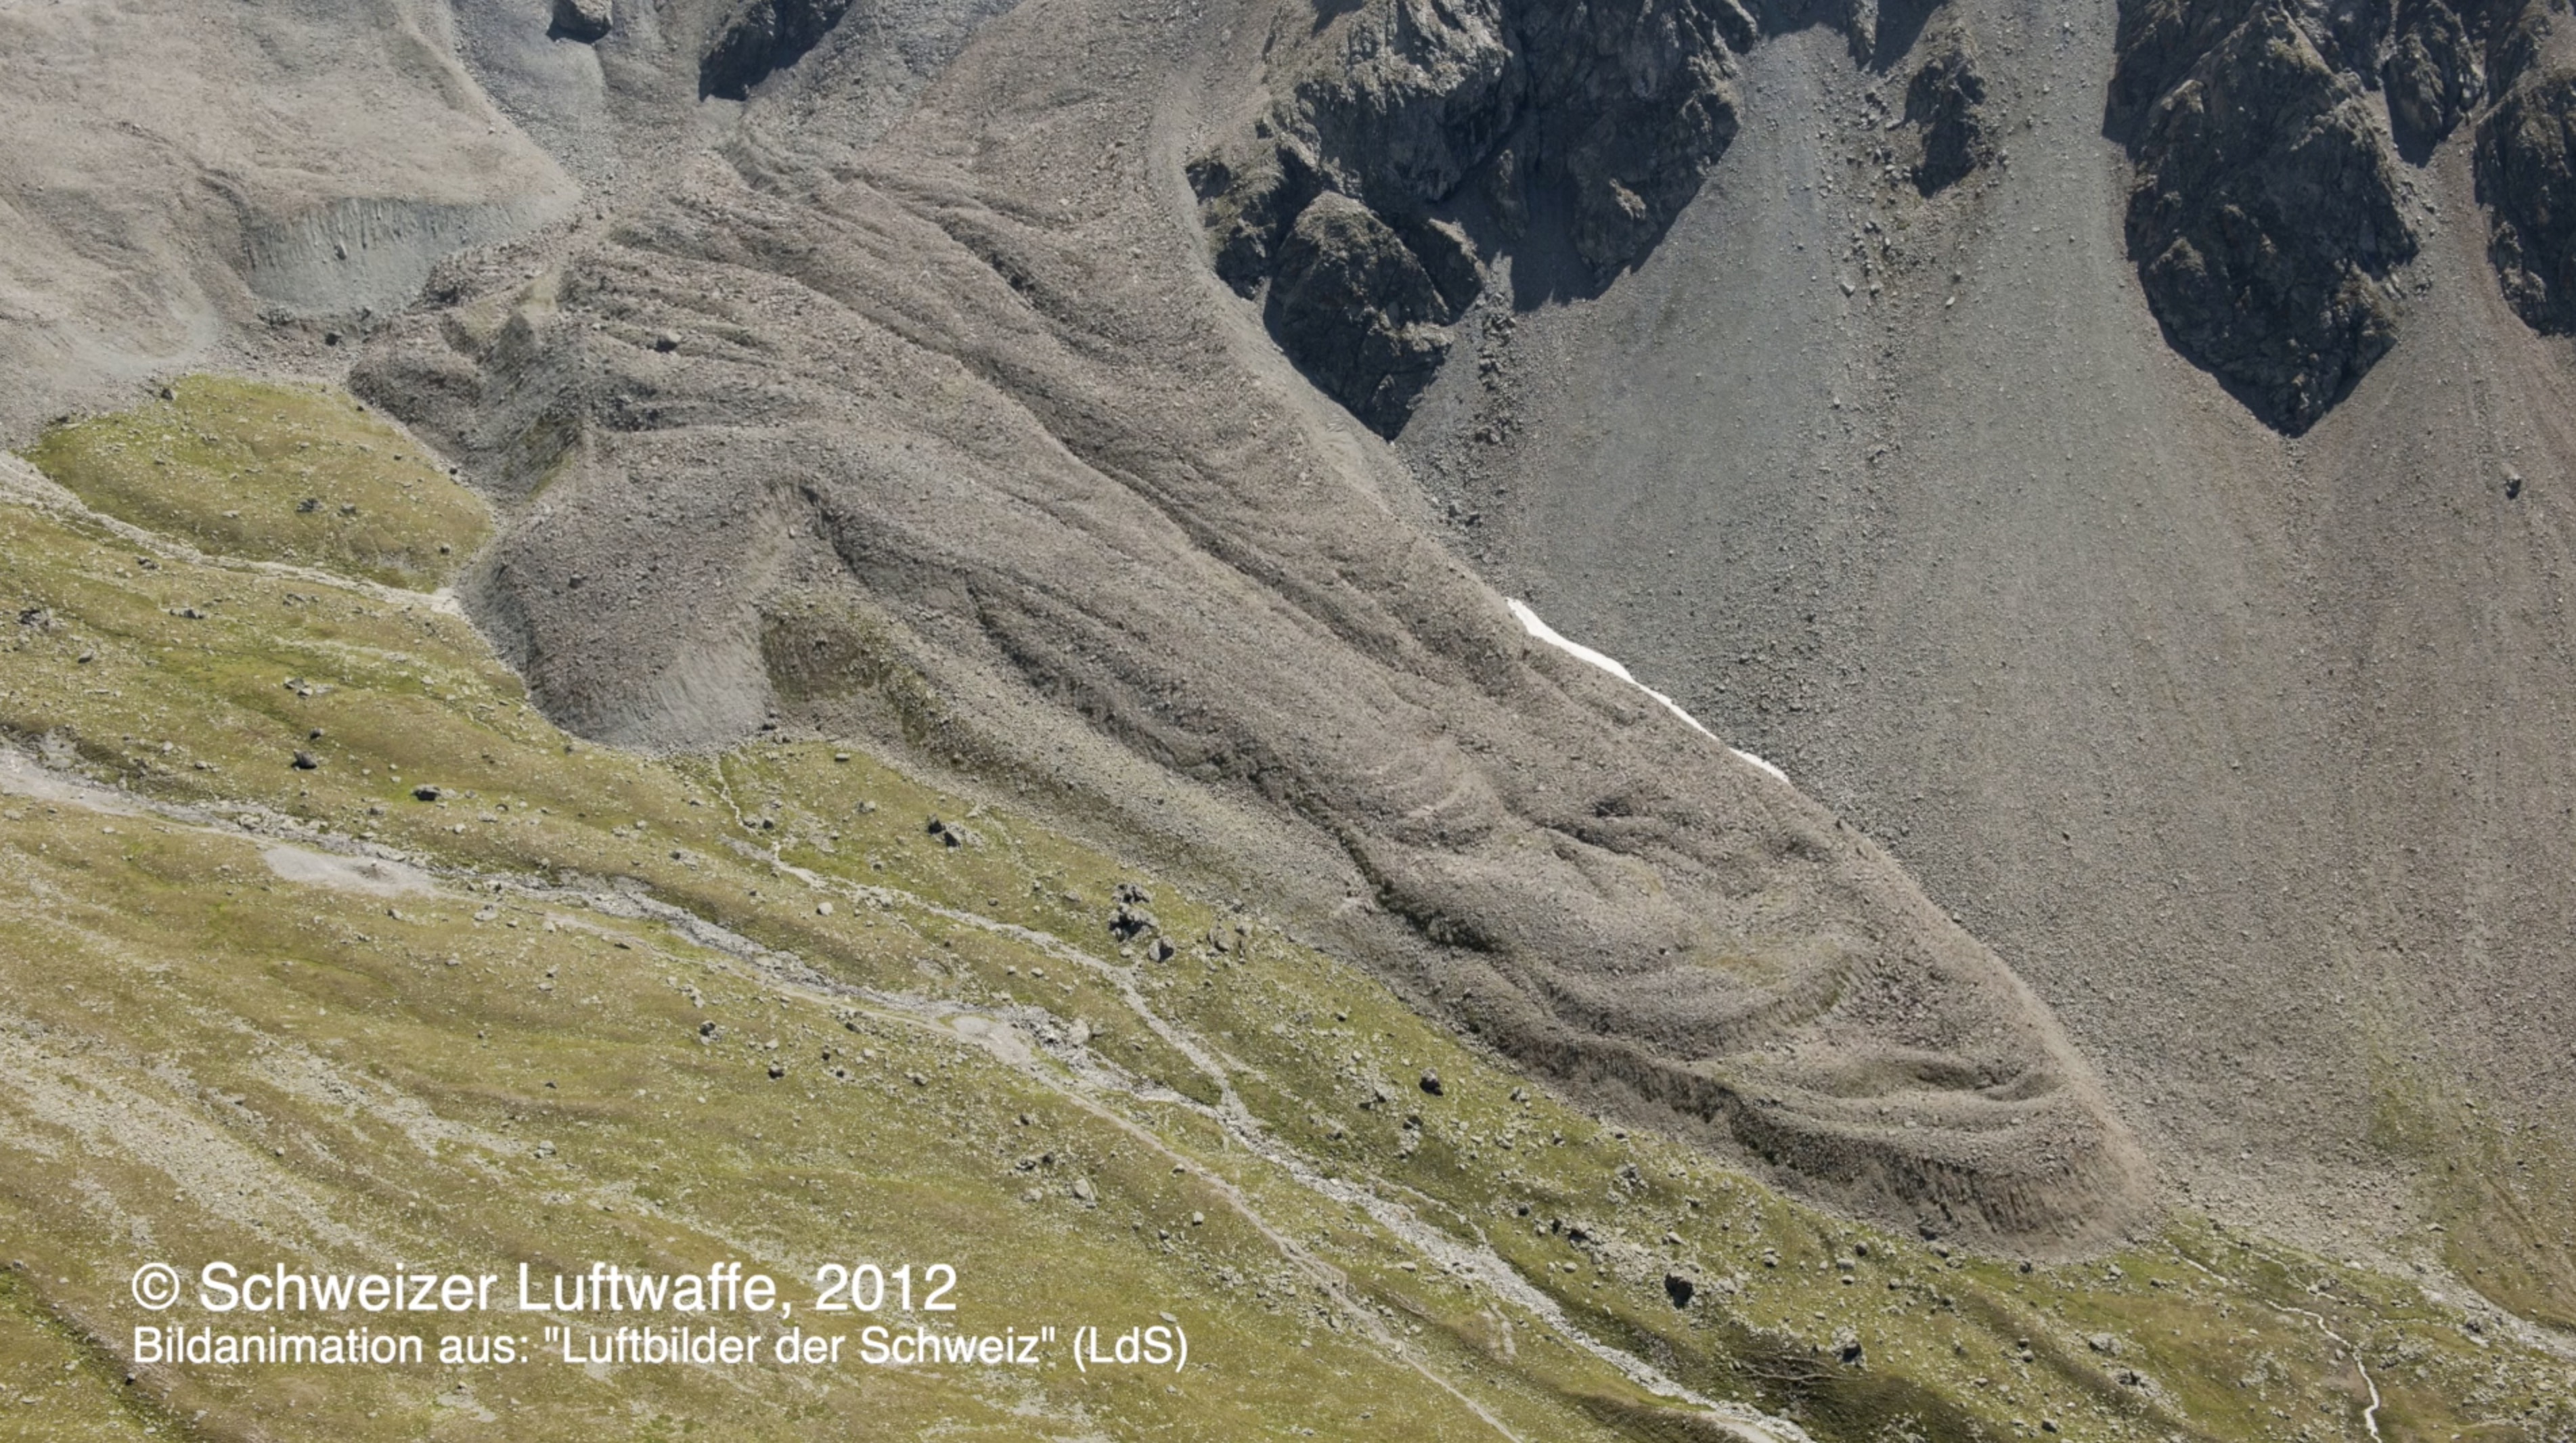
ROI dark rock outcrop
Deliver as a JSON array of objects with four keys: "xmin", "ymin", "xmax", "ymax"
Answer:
[
  {"xmin": 2479, "ymin": 70, "xmax": 2576, "ymax": 331},
  {"xmin": 699, "ymin": 0, "xmax": 856, "ymax": 99},
  {"xmin": 1265, "ymin": 194, "xmax": 1475, "ymax": 433},
  {"xmin": 1287, "ymin": 0, "xmax": 1522, "ymax": 215},
  {"xmin": 551, "ymin": 0, "xmax": 614, "ymax": 43},
  {"xmin": 2305, "ymin": 0, "xmax": 2396, "ymax": 79},
  {"xmin": 1187, "ymin": 135, "xmax": 1323, "ymax": 294},
  {"xmin": 1905, "ymin": 25, "xmax": 1990, "ymax": 195},
  {"xmin": 1191, "ymin": 0, "xmax": 1752, "ymax": 435},
  {"xmin": 2113, "ymin": 2, "xmax": 2417, "ymax": 433},
  {"xmin": 2385, "ymin": 0, "xmax": 2486, "ymax": 156},
  {"xmin": 1511, "ymin": 0, "xmax": 1746, "ymax": 275}
]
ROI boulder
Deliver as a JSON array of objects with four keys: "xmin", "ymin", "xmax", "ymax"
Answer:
[
  {"xmin": 1906, "ymin": 26, "xmax": 1990, "ymax": 196},
  {"xmin": 699, "ymin": 0, "xmax": 855, "ymax": 100},
  {"xmin": 550, "ymin": 0, "xmax": 613, "ymax": 43}
]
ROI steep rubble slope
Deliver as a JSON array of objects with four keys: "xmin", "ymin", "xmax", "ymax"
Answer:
[
  {"xmin": 1436, "ymin": 0, "xmax": 2576, "ymax": 1325},
  {"xmin": 344, "ymin": 0, "xmax": 2150, "ymax": 1249}
]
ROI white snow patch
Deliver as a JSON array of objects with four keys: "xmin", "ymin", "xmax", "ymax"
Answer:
[{"xmin": 1507, "ymin": 598, "xmax": 1790, "ymax": 785}]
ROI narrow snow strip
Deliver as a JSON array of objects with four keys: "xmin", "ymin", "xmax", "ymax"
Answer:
[{"xmin": 1506, "ymin": 599, "xmax": 1790, "ymax": 784}]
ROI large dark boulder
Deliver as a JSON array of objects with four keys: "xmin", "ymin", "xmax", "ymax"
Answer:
[
  {"xmin": 1905, "ymin": 25, "xmax": 1989, "ymax": 196},
  {"xmin": 551, "ymin": 0, "xmax": 613, "ymax": 43},
  {"xmin": 699, "ymin": 0, "xmax": 856, "ymax": 99}
]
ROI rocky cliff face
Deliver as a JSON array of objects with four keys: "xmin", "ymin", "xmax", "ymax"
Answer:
[
  {"xmin": 2112, "ymin": 2, "xmax": 2418, "ymax": 433},
  {"xmin": 2110, "ymin": 0, "xmax": 2569, "ymax": 433},
  {"xmin": 1191, "ymin": 0, "xmax": 2008, "ymax": 437},
  {"xmin": 1187, "ymin": 0, "xmax": 1754, "ymax": 435},
  {"xmin": 2479, "ymin": 67, "xmax": 2576, "ymax": 330},
  {"xmin": 701, "ymin": 0, "xmax": 859, "ymax": 97},
  {"xmin": 1262, "ymin": 194, "xmax": 1479, "ymax": 433}
]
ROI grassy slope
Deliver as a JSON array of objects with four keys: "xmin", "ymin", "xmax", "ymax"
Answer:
[{"xmin": 0, "ymin": 379, "xmax": 2567, "ymax": 1442}]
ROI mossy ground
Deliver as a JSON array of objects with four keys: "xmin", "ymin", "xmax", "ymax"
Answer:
[
  {"xmin": 2368, "ymin": 1063, "xmax": 2576, "ymax": 1336},
  {"xmin": 0, "ymin": 378, "xmax": 2568, "ymax": 1441},
  {"xmin": 22, "ymin": 376, "xmax": 487, "ymax": 590}
]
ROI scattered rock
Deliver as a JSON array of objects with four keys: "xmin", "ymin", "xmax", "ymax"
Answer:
[
  {"xmin": 1834, "ymin": 1327, "xmax": 1863, "ymax": 1367},
  {"xmin": 1069, "ymin": 1176, "xmax": 1094, "ymax": 1203},
  {"xmin": 1109, "ymin": 884, "xmax": 1159, "ymax": 941},
  {"xmin": 767, "ymin": 1063, "xmax": 785, "ymax": 1079},
  {"xmin": 1418, "ymin": 1068, "xmax": 1444, "ymax": 1096},
  {"xmin": 291, "ymin": 751, "xmax": 320, "ymax": 770},
  {"xmin": 925, "ymin": 815, "xmax": 975, "ymax": 847},
  {"xmin": 550, "ymin": 0, "xmax": 613, "ymax": 43},
  {"xmin": 414, "ymin": 784, "xmax": 443, "ymax": 801},
  {"xmin": 1109, "ymin": 900, "xmax": 1158, "ymax": 943}
]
